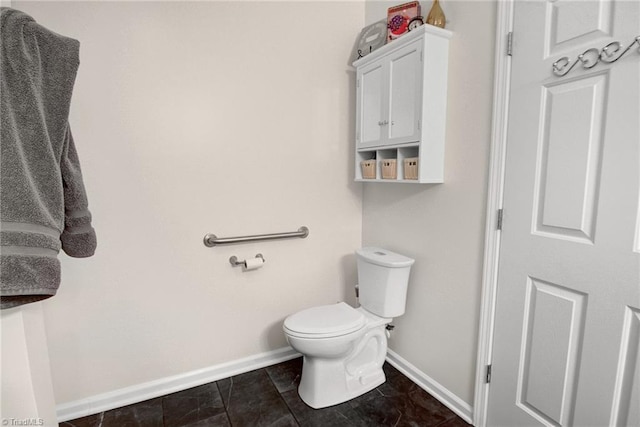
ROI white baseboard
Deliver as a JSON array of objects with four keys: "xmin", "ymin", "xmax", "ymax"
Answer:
[
  {"xmin": 56, "ymin": 346, "xmax": 300, "ymax": 422},
  {"xmin": 386, "ymin": 349, "xmax": 474, "ymax": 424}
]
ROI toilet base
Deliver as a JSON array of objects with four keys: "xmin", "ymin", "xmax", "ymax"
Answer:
[
  {"xmin": 297, "ymin": 355, "xmax": 386, "ymax": 409},
  {"xmin": 285, "ymin": 308, "xmax": 391, "ymax": 409}
]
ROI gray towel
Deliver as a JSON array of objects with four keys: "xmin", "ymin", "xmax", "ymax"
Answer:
[{"xmin": 1, "ymin": 7, "xmax": 96, "ymax": 309}]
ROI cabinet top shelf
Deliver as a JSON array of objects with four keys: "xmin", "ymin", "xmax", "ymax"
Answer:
[{"xmin": 353, "ymin": 24, "xmax": 453, "ymax": 68}]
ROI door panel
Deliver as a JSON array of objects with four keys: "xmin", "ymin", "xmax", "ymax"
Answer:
[
  {"xmin": 388, "ymin": 41, "xmax": 422, "ymax": 143},
  {"xmin": 487, "ymin": 1, "xmax": 640, "ymax": 426},
  {"xmin": 533, "ymin": 73, "xmax": 607, "ymax": 244},
  {"xmin": 516, "ymin": 278, "xmax": 587, "ymax": 426},
  {"xmin": 358, "ymin": 63, "xmax": 384, "ymax": 148},
  {"xmin": 611, "ymin": 307, "xmax": 640, "ymax": 426},
  {"xmin": 545, "ymin": 0, "xmax": 613, "ymax": 57}
]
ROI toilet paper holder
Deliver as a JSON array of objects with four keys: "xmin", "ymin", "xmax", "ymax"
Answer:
[{"xmin": 229, "ymin": 253, "xmax": 265, "ymax": 268}]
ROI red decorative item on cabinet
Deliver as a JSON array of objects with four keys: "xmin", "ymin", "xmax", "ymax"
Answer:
[{"xmin": 387, "ymin": 1, "xmax": 421, "ymax": 41}]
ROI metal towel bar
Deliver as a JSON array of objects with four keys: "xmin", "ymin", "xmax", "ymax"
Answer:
[{"xmin": 203, "ymin": 226, "xmax": 309, "ymax": 247}]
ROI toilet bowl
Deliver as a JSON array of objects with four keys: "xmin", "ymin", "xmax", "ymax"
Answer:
[
  {"xmin": 284, "ymin": 302, "xmax": 391, "ymax": 409},
  {"xmin": 283, "ymin": 247, "xmax": 415, "ymax": 409}
]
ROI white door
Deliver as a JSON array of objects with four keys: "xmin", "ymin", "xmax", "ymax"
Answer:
[{"xmin": 488, "ymin": 1, "xmax": 640, "ymax": 426}]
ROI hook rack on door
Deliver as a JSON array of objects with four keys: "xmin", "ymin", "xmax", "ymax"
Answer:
[{"xmin": 552, "ymin": 36, "xmax": 640, "ymax": 77}]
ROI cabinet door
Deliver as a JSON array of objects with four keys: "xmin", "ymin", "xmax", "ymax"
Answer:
[
  {"xmin": 387, "ymin": 40, "xmax": 422, "ymax": 144},
  {"xmin": 357, "ymin": 62, "xmax": 385, "ymax": 148}
]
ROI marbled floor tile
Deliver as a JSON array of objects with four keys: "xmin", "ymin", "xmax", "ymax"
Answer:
[
  {"xmin": 435, "ymin": 416, "xmax": 472, "ymax": 427},
  {"xmin": 100, "ymin": 397, "xmax": 164, "ymax": 426},
  {"xmin": 378, "ymin": 363, "xmax": 420, "ymax": 396},
  {"xmin": 280, "ymin": 389, "xmax": 357, "ymax": 427},
  {"xmin": 337, "ymin": 387, "xmax": 457, "ymax": 427},
  {"xmin": 177, "ymin": 412, "xmax": 231, "ymax": 427},
  {"xmin": 404, "ymin": 387, "xmax": 461, "ymax": 425},
  {"xmin": 381, "ymin": 363, "xmax": 470, "ymax": 426},
  {"xmin": 162, "ymin": 382, "xmax": 228, "ymax": 427},
  {"xmin": 265, "ymin": 357, "xmax": 302, "ymax": 394},
  {"xmin": 59, "ymin": 413, "xmax": 104, "ymax": 427},
  {"xmin": 333, "ymin": 388, "xmax": 406, "ymax": 427},
  {"xmin": 217, "ymin": 369, "xmax": 298, "ymax": 427}
]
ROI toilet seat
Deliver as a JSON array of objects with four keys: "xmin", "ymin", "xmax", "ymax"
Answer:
[{"xmin": 284, "ymin": 302, "xmax": 366, "ymax": 339}]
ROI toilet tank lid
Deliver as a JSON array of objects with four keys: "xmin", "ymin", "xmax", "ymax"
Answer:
[
  {"xmin": 356, "ymin": 247, "xmax": 415, "ymax": 268},
  {"xmin": 284, "ymin": 302, "xmax": 365, "ymax": 336}
]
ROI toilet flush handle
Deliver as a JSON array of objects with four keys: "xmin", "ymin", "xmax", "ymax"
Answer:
[{"xmin": 385, "ymin": 324, "xmax": 394, "ymax": 339}]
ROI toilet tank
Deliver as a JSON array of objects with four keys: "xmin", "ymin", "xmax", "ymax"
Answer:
[{"xmin": 356, "ymin": 247, "xmax": 415, "ymax": 317}]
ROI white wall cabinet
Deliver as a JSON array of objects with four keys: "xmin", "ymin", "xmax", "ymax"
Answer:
[{"xmin": 354, "ymin": 25, "xmax": 452, "ymax": 183}]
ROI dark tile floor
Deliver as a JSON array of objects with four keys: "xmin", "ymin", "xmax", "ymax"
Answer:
[{"xmin": 60, "ymin": 357, "xmax": 471, "ymax": 427}]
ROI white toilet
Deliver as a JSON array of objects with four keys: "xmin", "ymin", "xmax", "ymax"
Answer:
[{"xmin": 283, "ymin": 247, "xmax": 414, "ymax": 409}]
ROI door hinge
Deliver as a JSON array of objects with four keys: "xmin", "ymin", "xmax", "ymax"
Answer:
[
  {"xmin": 418, "ymin": 119, "xmax": 421, "ymax": 130},
  {"xmin": 506, "ymin": 32, "xmax": 513, "ymax": 56},
  {"xmin": 357, "ymin": 79, "xmax": 360, "ymax": 88},
  {"xmin": 420, "ymin": 50, "xmax": 424, "ymax": 62},
  {"xmin": 497, "ymin": 209, "xmax": 504, "ymax": 230},
  {"xmin": 486, "ymin": 364, "xmax": 492, "ymax": 383},
  {"xmin": 356, "ymin": 130, "xmax": 360, "ymax": 142}
]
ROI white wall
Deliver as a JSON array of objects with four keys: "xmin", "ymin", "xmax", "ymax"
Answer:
[
  {"xmin": 363, "ymin": 0, "xmax": 496, "ymax": 405},
  {"xmin": 14, "ymin": 1, "xmax": 365, "ymax": 405}
]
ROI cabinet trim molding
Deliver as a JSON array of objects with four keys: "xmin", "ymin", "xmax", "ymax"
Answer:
[{"xmin": 353, "ymin": 24, "xmax": 452, "ymax": 68}]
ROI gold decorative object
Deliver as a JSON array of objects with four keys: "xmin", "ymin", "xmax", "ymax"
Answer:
[{"xmin": 426, "ymin": 0, "xmax": 446, "ymax": 29}]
